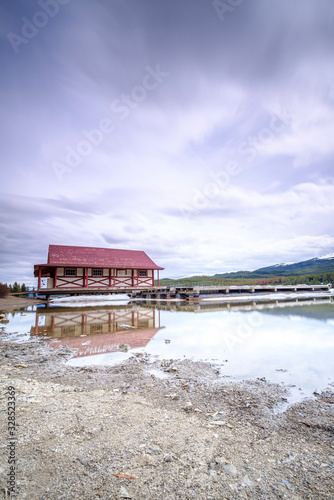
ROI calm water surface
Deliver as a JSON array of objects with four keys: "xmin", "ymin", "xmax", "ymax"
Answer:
[{"xmin": 1, "ymin": 296, "xmax": 334, "ymax": 403}]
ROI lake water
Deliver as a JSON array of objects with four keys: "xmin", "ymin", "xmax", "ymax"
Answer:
[{"xmin": 1, "ymin": 295, "xmax": 334, "ymax": 404}]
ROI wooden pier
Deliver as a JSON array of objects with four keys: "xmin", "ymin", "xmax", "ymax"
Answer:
[
  {"xmin": 130, "ymin": 284, "xmax": 332, "ymax": 300},
  {"xmin": 36, "ymin": 283, "xmax": 332, "ymax": 302}
]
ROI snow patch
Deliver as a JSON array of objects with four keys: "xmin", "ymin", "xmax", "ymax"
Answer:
[
  {"xmin": 317, "ymin": 252, "xmax": 334, "ymax": 260},
  {"xmin": 50, "ymin": 294, "xmax": 130, "ymax": 307},
  {"xmin": 273, "ymin": 262, "xmax": 296, "ymax": 267}
]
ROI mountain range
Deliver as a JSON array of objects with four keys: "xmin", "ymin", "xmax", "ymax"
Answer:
[{"xmin": 207, "ymin": 253, "xmax": 334, "ymax": 279}]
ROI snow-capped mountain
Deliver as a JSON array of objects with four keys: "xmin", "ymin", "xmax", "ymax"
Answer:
[
  {"xmin": 175, "ymin": 253, "xmax": 334, "ymax": 280},
  {"xmin": 255, "ymin": 253, "xmax": 334, "ymax": 275},
  {"xmin": 317, "ymin": 252, "xmax": 334, "ymax": 260}
]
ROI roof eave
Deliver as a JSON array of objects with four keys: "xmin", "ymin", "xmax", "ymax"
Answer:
[{"xmin": 34, "ymin": 263, "xmax": 164, "ymax": 270}]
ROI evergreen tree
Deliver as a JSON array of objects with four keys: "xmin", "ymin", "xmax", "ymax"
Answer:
[{"xmin": 12, "ymin": 282, "xmax": 20, "ymax": 293}]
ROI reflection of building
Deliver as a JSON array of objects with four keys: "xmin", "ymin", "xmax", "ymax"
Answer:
[
  {"xmin": 34, "ymin": 245, "xmax": 164, "ymax": 290},
  {"xmin": 52, "ymin": 328, "xmax": 161, "ymax": 358},
  {"xmin": 31, "ymin": 306, "xmax": 162, "ymax": 357}
]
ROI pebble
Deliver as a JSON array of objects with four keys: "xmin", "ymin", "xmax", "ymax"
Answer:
[
  {"xmin": 164, "ymin": 454, "xmax": 173, "ymax": 463},
  {"xmin": 240, "ymin": 474, "xmax": 254, "ymax": 488},
  {"xmin": 209, "ymin": 470, "xmax": 218, "ymax": 481},
  {"xmin": 149, "ymin": 444, "xmax": 162, "ymax": 453},
  {"xmin": 224, "ymin": 464, "xmax": 237, "ymax": 476},
  {"xmin": 137, "ymin": 454, "xmax": 154, "ymax": 465},
  {"xmin": 120, "ymin": 486, "xmax": 132, "ymax": 498},
  {"xmin": 119, "ymin": 344, "xmax": 130, "ymax": 352}
]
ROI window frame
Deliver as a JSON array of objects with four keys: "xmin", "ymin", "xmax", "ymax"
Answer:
[
  {"xmin": 92, "ymin": 268, "xmax": 103, "ymax": 277},
  {"xmin": 64, "ymin": 268, "xmax": 76, "ymax": 277},
  {"xmin": 139, "ymin": 270, "xmax": 148, "ymax": 277}
]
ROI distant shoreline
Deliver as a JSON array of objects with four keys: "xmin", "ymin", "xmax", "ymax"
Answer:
[{"xmin": 0, "ymin": 296, "xmax": 45, "ymax": 314}]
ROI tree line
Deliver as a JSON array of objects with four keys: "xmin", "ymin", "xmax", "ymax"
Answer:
[
  {"xmin": 8, "ymin": 282, "xmax": 28, "ymax": 293},
  {"xmin": 0, "ymin": 282, "xmax": 30, "ymax": 298},
  {"xmin": 159, "ymin": 272, "xmax": 334, "ymax": 287}
]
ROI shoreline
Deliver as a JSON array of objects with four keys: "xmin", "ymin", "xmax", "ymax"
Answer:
[
  {"xmin": 0, "ymin": 338, "xmax": 333, "ymax": 498},
  {"xmin": 0, "ymin": 296, "xmax": 45, "ymax": 314}
]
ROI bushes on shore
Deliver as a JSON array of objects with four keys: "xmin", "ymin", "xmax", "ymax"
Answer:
[{"xmin": 0, "ymin": 283, "xmax": 10, "ymax": 298}]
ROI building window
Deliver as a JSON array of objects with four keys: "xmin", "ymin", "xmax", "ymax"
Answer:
[
  {"xmin": 139, "ymin": 270, "xmax": 147, "ymax": 277},
  {"xmin": 65, "ymin": 268, "xmax": 76, "ymax": 276},
  {"xmin": 92, "ymin": 269, "xmax": 103, "ymax": 276},
  {"xmin": 62, "ymin": 326, "xmax": 76, "ymax": 336}
]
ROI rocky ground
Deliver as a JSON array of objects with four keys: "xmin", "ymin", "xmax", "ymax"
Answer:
[{"xmin": 0, "ymin": 335, "xmax": 333, "ymax": 500}]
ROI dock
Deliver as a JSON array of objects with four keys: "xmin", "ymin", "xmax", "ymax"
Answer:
[
  {"xmin": 130, "ymin": 284, "xmax": 331, "ymax": 300},
  {"xmin": 35, "ymin": 283, "xmax": 332, "ymax": 302}
]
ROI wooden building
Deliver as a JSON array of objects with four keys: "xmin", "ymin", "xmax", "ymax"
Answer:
[{"xmin": 34, "ymin": 245, "xmax": 164, "ymax": 290}]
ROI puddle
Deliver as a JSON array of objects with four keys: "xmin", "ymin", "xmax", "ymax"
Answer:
[{"xmin": 147, "ymin": 368, "xmax": 169, "ymax": 379}]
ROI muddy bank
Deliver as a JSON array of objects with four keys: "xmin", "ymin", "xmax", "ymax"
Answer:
[
  {"xmin": 0, "ymin": 340, "xmax": 333, "ymax": 499},
  {"xmin": 0, "ymin": 297, "xmax": 45, "ymax": 314}
]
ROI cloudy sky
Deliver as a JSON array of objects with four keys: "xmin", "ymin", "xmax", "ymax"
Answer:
[{"xmin": 1, "ymin": 0, "xmax": 334, "ymax": 283}]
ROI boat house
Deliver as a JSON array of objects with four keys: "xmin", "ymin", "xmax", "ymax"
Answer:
[{"xmin": 34, "ymin": 245, "xmax": 164, "ymax": 290}]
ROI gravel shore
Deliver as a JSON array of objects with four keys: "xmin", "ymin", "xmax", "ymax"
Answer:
[{"xmin": 0, "ymin": 337, "xmax": 333, "ymax": 499}]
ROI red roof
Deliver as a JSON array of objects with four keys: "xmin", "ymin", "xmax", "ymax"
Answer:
[{"xmin": 35, "ymin": 245, "xmax": 164, "ymax": 270}]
